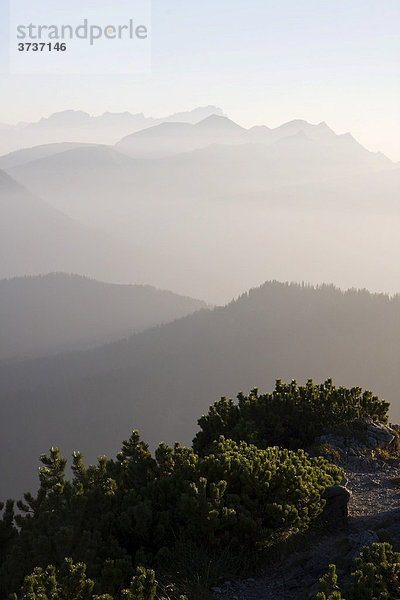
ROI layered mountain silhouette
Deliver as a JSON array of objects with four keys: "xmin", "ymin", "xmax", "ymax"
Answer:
[
  {"xmin": 0, "ymin": 273, "xmax": 206, "ymax": 361},
  {"xmin": 0, "ymin": 142, "xmax": 94, "ymax": 170},
  {"xmin": 2, "ymin": 281, "xmax": 400, "ymax": 499},
  {"xmin": 3, "ymin": 113, "xmax": 398, "ymax": 303},
  {"xmin": 1, "ymin": 110, "xmax": 399, "ymax": 304},
  {"xmin": 116, "ymin": 115, "xmax": 383, "ymax": 162},
  {"xmin": 0, "ymin": 106, "xmax": 224, "ymax": 155},
  {"xmin": 116, "ymin": 114, "xmax": 248, "ymax": 157},
  {"xmin": 6, "ymin": 118, "xmax": 394, "ymax": 220}
]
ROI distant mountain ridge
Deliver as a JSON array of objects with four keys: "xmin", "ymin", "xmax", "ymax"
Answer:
[
  {"xmin": 1, "ymin": 110, "xmax": 399, "ymax": 304},
  {"xmin": 5, "ymin": 117, "xmax": 394, "ymax": 223},
  {"xmin": 0, "ymin": 106, "xmax": 225, "ymax": 155},
  {"xmin": 0, "ymin": 273, "xmax": 206, "ymax": 361},
  {"xmin": 116, "ymin": 115, "xmax": 392, "ymax": 164},
  {"xmin": 2, "ymin": 111, "xmax": 399, "ymax": 304}
]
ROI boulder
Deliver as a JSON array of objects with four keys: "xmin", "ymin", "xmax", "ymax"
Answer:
[
  {"xmin": 365, "ymin": 421, "xmax": 395, "ymax": 450},
  {"xmin": 322, "ymin": 484, "xmax": 351, "ymax": 529},
  {"xmin": 316, "ymin": 420, "xmax": 397, "ymax": 459}
]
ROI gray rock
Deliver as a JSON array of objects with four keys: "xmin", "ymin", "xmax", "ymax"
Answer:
[
  {"xmin": 322, "ymin": 484, "xmax": 352, "ymax": 529},
  {"xmin": 367, "ymin": 436, "xmax": 378, "ymax": 448},
  {"xmin": 316, "ymin": 433, "xmax": 345, "ymax": 449},
  {"xmin": 346, "ymin": 530, "xmax": 380, "ymax": 560},
  {"xmin": 366, "ymin": 421, "xmax": 395, "ymax": 449}
]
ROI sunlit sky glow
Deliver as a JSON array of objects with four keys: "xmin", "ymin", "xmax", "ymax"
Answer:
[{"xmin": 1, "ymin": 0, "xmax": 399, "ymax": 160}]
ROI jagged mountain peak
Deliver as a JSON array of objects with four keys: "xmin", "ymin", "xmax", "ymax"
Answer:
[{"xmin": 195, "ymin": 114, "xmax": 245, "ymax": 131}]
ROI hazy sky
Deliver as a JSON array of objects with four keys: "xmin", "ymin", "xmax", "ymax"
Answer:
[{"xmin": 1, "ymin": 0, "xmax": 399, "ymax": 160}]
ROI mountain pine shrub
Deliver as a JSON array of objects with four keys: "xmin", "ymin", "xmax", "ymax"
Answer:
[
  {"xmin": 313, "ymin": 564, "xmax": 344, "ymax": 599},
  {"xmin": 313, "ymin": 542, "xmax": 400, "ymax": 600},
  {"xmin": 1, "ymin": 432, "xmax": 341, "ymax": 597},
  {"xmin": 193, "ymin": 379, "xmax": 390, "ymax": 454},
  {"xmin": 11, "ymin": 559, "xmax": 186, "ymax": 600}
]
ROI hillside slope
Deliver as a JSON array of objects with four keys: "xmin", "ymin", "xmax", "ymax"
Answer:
[
  {"xmin": 0, "ymin": 169, "xmax": 225, "ymax": 301},
  {"xmin": 1, "ymin": 281, "xmax": 400, "ymax": 499},
  {"xmin": 0, "ymin": 142, "xmax": 94, "ymax": 170},
  {"xmin": 0, "ymin": 273, "xmax": 206, "ymax": 361}
]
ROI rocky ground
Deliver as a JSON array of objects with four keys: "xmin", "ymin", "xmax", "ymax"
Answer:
[{"xmin": 212, "ymin": 422, "xmax": 400, "ymax": 600}]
